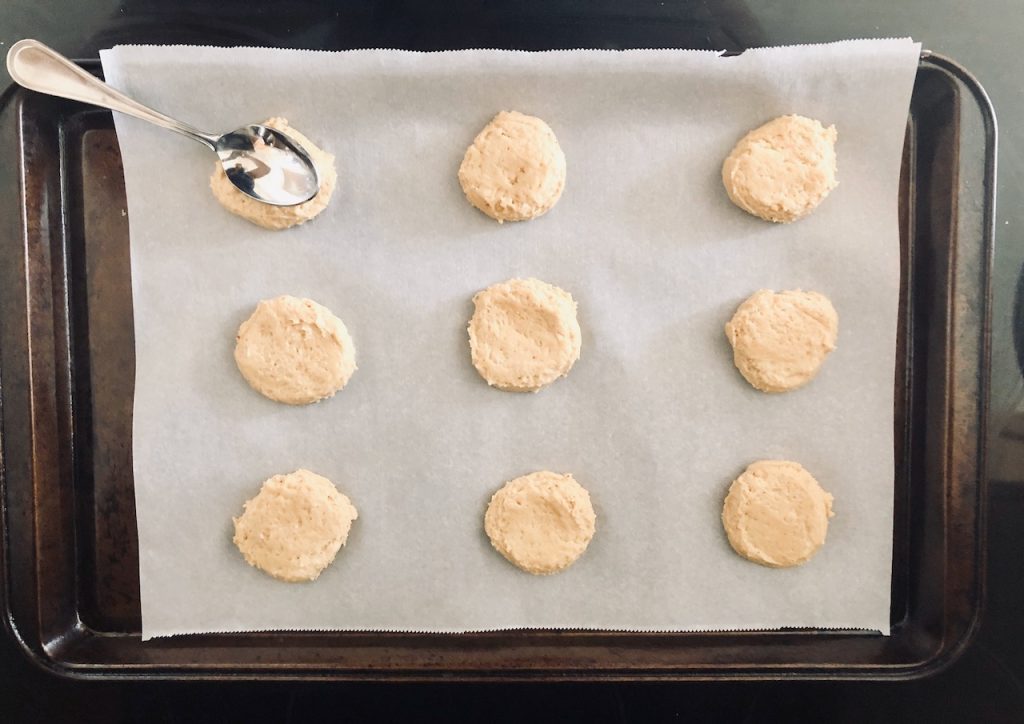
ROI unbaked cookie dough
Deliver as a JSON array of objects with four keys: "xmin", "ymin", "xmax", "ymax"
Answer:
[
  {"xmin": 232, "ymin": 468, "xmax": 358, "ymax": 582},
  {"xmin": 724, "ymin": 289, "xmax": 838, "ymax": 393},
  {"xmin": 235, "ymin": 294, "xmax": 357, "ymax": 405},
  {"xmin": 722, "ymin": 114, "xmax": 838, "ymax": 223},
  {"xmin": 722, "ymin": 460, "xmax": 835, "ymax": 568},
  {"xmin": 458, "ymin": 110, "xmax": 567, "ymax": 222},
  {"xmin": 468, "ymin": 277, "xmax": 581, "ymax": 392},
  {"xmin": 210, "ymin": 117, "xmax": 337, "ymax": 230},
  {"xmin": 484, "ymin": 471, "xmax": 596, "ymax": 575}
]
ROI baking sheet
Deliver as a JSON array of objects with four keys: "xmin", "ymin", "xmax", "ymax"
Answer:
[{"xmin": 100, "ymin": 39, "xmax": 919, "ymax": 640}]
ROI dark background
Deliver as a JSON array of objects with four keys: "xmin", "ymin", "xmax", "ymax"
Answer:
[{"xmin": 2, "ymin": 2, "xmax": 1022, "ymax": 721}]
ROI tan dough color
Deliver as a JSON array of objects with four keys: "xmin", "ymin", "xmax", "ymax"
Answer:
[
  {"xmin": 458, "ymin": 110, "xmax": 567, "ymax": 222},
  {"xmin": 210, "ymin": 117, "xmax": 337, "ymax": 230},
  {"xmin": 724, "ymin": 289, "xmax": 838, "ymax": 393},
  {"xmin": 484, "ymin": 471, "xmax": 596, "ymax": 575},
  {"xmin": 235, "ymin": 294, "xmax": 357, "ymax": 405},
  {"xmin": 722, "ymin": 460, "xmax": 835, "ymax": 568},
  {"xmin": 232, "ymin": 469, "xmax": 358, "ymax": 582},
  {"xmin": 468, "ymin": 277, "xmax": 581, "ymax": 392},
  {"xmin": 722, "ymin": 114, "xmax": 838, "ymax": 223}
]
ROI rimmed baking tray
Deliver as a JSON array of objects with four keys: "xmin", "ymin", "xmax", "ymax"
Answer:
[{"xmin": 0, "ymin": 52, "xmax": 994, "ymax": 681}]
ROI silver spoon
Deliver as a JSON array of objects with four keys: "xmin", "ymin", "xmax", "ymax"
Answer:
[{"xmin": 6, "ymin": 39, "xmax": 321, "ymax": 207}]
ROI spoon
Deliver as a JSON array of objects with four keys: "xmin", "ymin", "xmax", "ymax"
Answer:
[{"xmin": 6, "ymin": 39, "xmax": 321, "ymax": 207}]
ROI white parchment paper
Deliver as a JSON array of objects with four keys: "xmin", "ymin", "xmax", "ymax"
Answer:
[{"xmin": 100, "ymin": 40, "xmax": 920, "ymax": 639}]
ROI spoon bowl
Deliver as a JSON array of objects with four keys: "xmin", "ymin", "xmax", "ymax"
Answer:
[
  {"xmin": 6, "ymin": 39, "xmax": 321, "ymax": 207},
  {"xmin": 216, "ymin": 124, "xmax": 321, "ymax": 206}
]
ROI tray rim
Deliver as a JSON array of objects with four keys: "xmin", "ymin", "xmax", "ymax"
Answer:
[{"xmin": 0, "ymin": 50, "xmax": 995, "ymax": 682}]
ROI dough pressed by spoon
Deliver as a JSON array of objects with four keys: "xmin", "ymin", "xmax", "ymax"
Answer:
[
  {"xmin": 722, "ymin": 460, "xmax": 835, "ymax": 568},
  {"xmin": 722, "ymin": 114, "xmax": 838, "ymax": 223},
  {"xmin": 468, "ymin": 277, "xmax": 581, "ymax": 392},
  {"xmin": 233, "ymin": 469, "xmax": 358, "ymax": 582},
  {"xmin": 724, "ymin": 289, "xmax": 838, "ymax": 393},
  {"xmin": 458, "ymin": 110, "xmax": 567, "ymax": 222},
  {"xmin": 484, "ymin": 471, "xmax": 597, "ymax": 575},
  {"xmin": 210, "ymin": 117, "xmax": 337, "ymax": 229},
  {"xmin": 234, "ymin": 294, "xmax": 356, "ymax": 405}
]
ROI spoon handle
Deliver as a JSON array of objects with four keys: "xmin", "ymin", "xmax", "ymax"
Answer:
[{"xmin": 6, "ymin": 39, "xmax": 219, "ymax": 150}]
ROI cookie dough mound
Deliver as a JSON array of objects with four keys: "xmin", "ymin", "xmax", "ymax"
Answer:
[
  {"xmin": 233, "ymin": 469, "xmax": 358, "ymax": 582},
  {"xmin": 484, "ymin": 471, "xmax": 596, "ymax": 575},
  {"xmin": 722, "ymin": 114, "xmax": 838, "ymax": 223},
  {"xmin": 468, "ymin": 278, "xmax": 581, "ymax": 392},
  {"xmin": 724, "ymin": 289, "xmax": 838, "ymax": 393},
  {"xmin": 722, "ymin": 460, "xmax": 835, "ymax": 568},
  {"xmin": 210, "ymin": 117, "xmax": 337, "ymax": 230},
  {"xmin": 235, "ymin": 295, "xmax": 356, "ymax": 405},
  {"xmin": 458, "ymin": 110, "xmax": 567, "ymax": 222}
]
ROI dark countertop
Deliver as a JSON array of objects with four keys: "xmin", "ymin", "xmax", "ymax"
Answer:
[{"xmin": 2, "ymin": 2, "xmax": 1022, "ymax": 721}]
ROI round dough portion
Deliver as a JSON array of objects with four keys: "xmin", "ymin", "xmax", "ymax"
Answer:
[
  {"xmin": 484, "ymin": 471, "xmax": 596, "ymax": 575},
  {"xmin": 468, "ymin": 278, "xmax": 581, "ymax": 392},
  {"xmin": 722, "ymin": 460, "xmax": 835, "ymax": 568},
  {"xmin": 233, "ymin": 469, "xmax": 358, "ymax": 582},
  {"xmin": 210, "ymin": 117, "xmax": 337, "ymax": 230},
  {"xmin": 722, "ymin": 114, "xmax": 838, "ymax": 223},
  {"xmin": 235, "ymin": 295, "xmax": 356, "ymax": 405},
  {"xmin": 458, "ymin": 110, "xmax": 567, "ymax": 222},
  {"xmin": 724, "ymin": 289, "xmax": 838, "ymax": 393}
]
